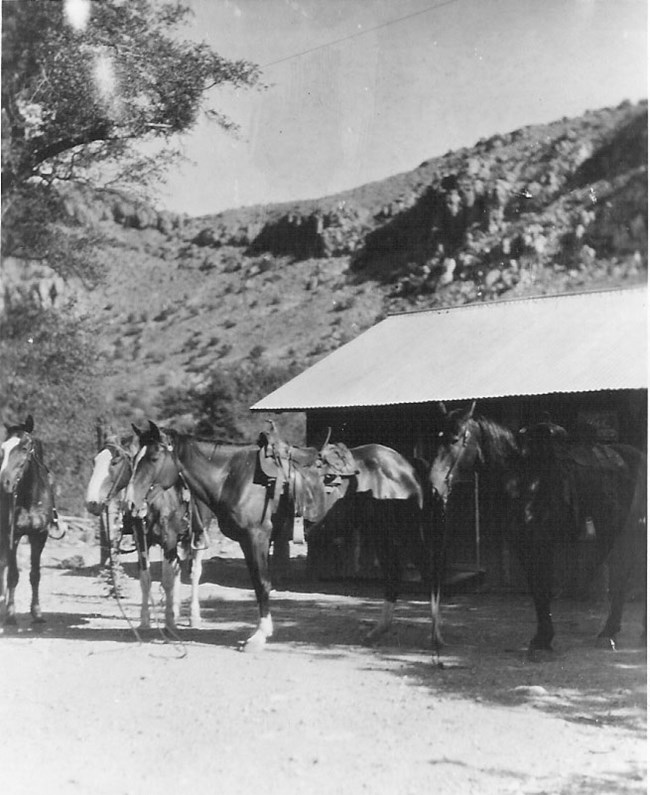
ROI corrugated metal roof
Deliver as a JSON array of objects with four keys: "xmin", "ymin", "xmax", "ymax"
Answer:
[{"xmin": 251, "ymin": 287, "xmax": 648, "ymax": 411}]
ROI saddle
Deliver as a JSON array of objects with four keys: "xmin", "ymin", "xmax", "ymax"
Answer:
[
  {"xmin": 320, "ymin": 442, "xmax": 358, "ymax": 478},
  {"xmin": 551, "ymin": 441, "xmax": 628, "ymax": 541},
  {"xmin": 561, "ymin": 444, "xmax": 625, "ymax": 472},
  {"xmin": 255, "ymin": 425, "xmax": 287, "ymax": 490}
]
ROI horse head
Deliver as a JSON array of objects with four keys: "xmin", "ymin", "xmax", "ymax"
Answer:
[
  {"xmin": 518, "ymin": 418, "xmax": 569, "ymax": 464},
  {"xmin": 430, "ymin": 402, "xmax": 482, "ymax": 503},
  {"xmin": 85, "ymin": 434, "xmax": 135, "ymax": 515},
  {"xmin": 0, "ymin": 416, "xmax": 37, "ymax": 495},
  {"xmin": 126, "ymin": 420, "xmax": 179, "ymax": 517}
]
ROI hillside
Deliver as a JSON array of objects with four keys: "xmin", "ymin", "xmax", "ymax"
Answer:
[{"xmin": 3, "ymin": 100, "xmax": 647, "ymax": 441}]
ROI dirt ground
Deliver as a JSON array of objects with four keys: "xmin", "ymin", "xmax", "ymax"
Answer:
[{"xmin": 0, "ymin": 528, "xmax": 646, "ymax": 795}]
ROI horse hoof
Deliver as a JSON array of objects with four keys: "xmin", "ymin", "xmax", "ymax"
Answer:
[
  {"xmin": 31, "ymin": 615, "xmax": 46, "ymax": 625},
  {"xmin": 527, "ymin": 645, "xmax": 554, "ymax": 662},
  {"xmin": 595, "ymin": 636, "xmax": 617, "ymax": 651},
  {"xmin": 240, "ymin": 635, "xmax": 267, "ymax": 653},
  {"xmin": 4, "ymin": 614, "xmax": 17, "ymax": 627}
]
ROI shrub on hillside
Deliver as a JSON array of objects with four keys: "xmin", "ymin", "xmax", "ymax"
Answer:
[
  {"xmin": 0, "ymin": 301, "xmax": 104, "ymax": 512},
  {"xmin": 155, "ymin": 358, "xmax": 301, "ymax": 442}
]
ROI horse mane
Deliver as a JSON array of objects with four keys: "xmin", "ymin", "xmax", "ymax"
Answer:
[
  {"xmin": 474, "ymin": 416, "xmax": 520, "ymax": 471},
  {"xmin": 168, "ymin": 430, "xmax": 252, "ymax": 462}
]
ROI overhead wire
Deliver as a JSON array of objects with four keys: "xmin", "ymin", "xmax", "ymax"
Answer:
[{"xmin": 260, "ymin": 0, "xmax": 461, "ymax": 68}]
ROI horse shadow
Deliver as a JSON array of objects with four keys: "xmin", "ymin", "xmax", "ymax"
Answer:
[{"xmin": 371, "ymin": 592, "xmax": 647, "ymax": 732}]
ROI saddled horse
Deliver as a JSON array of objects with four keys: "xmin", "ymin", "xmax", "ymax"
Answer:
[
  {"xmin": 85, "ymin": 433, "xmax": 212, "ymax": 631},
  {"xmin": 126, "ymin": 421, "xmax": 436, "ymax": 652},
  {"xmin": 0, "ymin": 415, "xmax": 59, "ymax": 625},
  {"xmin": 430, "ymin": 404, "xmax": 647, "ymax": 652}
]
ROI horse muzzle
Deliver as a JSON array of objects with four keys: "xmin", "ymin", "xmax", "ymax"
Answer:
[{"xmin": 85, "ymin": 500, "xmax": 106, "ymax": 516}]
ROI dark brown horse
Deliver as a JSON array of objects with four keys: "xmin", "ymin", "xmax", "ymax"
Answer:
[
  {"xmin": 126, "ymin": 421, "xmax": 434, "ymax": 652},
  {"xmin": 430, "ymin": 405, "xmax": 647, "ymax": 652},
  {"xmin": 0, "ymin": 415, "xmax": 59, "ymax": 625},
  {"xmin": 85, "ymin": 433, "xmax": 212, "ymax": 631}
]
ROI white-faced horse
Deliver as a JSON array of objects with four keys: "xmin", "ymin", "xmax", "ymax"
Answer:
[{"xmin": 85, "ymin": 433, "xmax": 212, "ymax": 632}]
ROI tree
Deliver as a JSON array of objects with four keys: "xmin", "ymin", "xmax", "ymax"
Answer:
[
  {"xmin": 2, "ymin": 0, "xmax": 260, "ymax": 276},
  {"xmin": 2, "ymin": 0, "xmax": 260, "ymax": 199},
  {"xmin": 0, "ymin": 1, "xmax": 262, "ymax": 508}
]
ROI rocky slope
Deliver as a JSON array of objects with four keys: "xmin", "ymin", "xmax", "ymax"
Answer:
[{"xmin": 3, "ymin": 100, "xmax": 647, "ymax": 435}]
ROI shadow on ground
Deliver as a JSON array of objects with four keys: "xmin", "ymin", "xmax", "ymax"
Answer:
[{"xmin": 7, "ymin": 551, "xmax": 647, "ymax": 735}]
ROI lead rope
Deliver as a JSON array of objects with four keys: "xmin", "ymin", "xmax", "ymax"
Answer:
[{"xmin": 432, "ymin": 426, "xmax": 469, "ymax": 667}]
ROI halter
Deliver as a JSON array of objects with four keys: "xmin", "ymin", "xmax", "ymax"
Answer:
[
  {"xmin": 438, "ymin": 422, "xmax": 472, "ymax": 503},
  {"xmin": 103, "ymin": 441, "xmax": 133, "ymax": 504}
]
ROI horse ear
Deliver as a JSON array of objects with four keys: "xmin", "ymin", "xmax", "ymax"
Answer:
[
  {"xmin": 148, "ymin": 420, "xmax": 162, "ymax": 442},
  {"xmin": 437, "ymin": 402, "xmax": 447, "ymax": 416},
  {"xmin": 320, "ymin": 427, "xmax": 332, "ymax": 451},
  {"xmin": 131, "ymin": 423, "xmax": 143, "ymax": 441},
  {"xmin": 467, "ymin": 401, "xmax": 477, "ymax": 419},
  {"xmin": 24, "ymin": 415, "xmax": 34, "ymax": 433}
]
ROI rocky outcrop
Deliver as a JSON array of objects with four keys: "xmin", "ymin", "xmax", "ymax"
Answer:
[{"xmin": 58, "ymin": 184, "xmax": 186, "ymax": 235}]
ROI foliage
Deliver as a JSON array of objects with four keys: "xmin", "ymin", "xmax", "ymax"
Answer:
[
  {"xmin": 0, "ymin": 302, "xmax": 104, "ymax": 512},
  {"xmin": 2, "ymin": 0, "xmax": 260, "ymax": 196},
  {"xmin": 0, "ymin": 0, "xmax": 262, "ymax": 509},
  {"xmin": 2, "ymin": 0, "xmax": 261, "ymax": 282},
  {"xmin": 156, "ymin": 358, "xmax": 303, "ymax": 442}
]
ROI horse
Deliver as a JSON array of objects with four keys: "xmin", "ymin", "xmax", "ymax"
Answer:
[
  {"xmin": 430, "ymin": 404, "xmax": 647, "ymax": 652},
  {"xmin": 0, "ymin": 415, "xmax": 59, "ymax": 625},
  {"xmin": 267, "ymin": 431, "xmax": 442, "ymax": 647},
  {"xmin": 126, "ymin": 421, "xmax": 437, "ymax": 652},
  {"xmin": 85, "ymin": 433, "xmax": 212, "ymax": 631}
]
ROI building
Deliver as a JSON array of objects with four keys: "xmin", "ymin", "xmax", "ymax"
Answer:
[{"xmin": 251, "ymin": 286, "xmax": 648, "ymax": 591}]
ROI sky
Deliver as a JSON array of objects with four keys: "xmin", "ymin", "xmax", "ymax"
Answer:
[{"xmin": 150, "ymin": 0, "xmax": 647, "ymax": 217}]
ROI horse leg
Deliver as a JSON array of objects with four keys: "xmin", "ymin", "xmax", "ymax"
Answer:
[
  {"xmin": 29, "ymin": 532, "xmax": 47, "ymax": 623},
  {"xmin": 135, "ymin": 531, "xmax": 151, "ymax": 629},
  {"xmin": 0, "ymin": 559, "xmax": 6, "ymax": 621},
  {"xmin": 4, "ymin": 541, "xmax": 20, "ymax": 626},
  {"xmin": 189, "ymin": 547, "xmax": 205, "ymax": 628},
  {"xmin": 161, "ymin": 549, "xmax": 180, "ymax": 632},
  {"xmin": 512, "ymin": 533, "xmax": 555, "ymax": 651},
  {"xmin": 596, "ymin": 526, "xmax": 641, "ymax": 650},
  {"xmin": 365, "ymin": 520, "xmax": 399, "ymax": 643},
  {"xmin": 239, "ymin": 529, "xmax": 273, "ymax": 652}
]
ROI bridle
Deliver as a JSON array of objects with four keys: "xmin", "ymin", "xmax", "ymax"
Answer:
[
  {"xmin": 437, "ymin": 422, "xmax": 473, "ymax": 504},
  {"xmin": 103, "ymin": 441, "xmax": 133, "ymax": 504}
]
